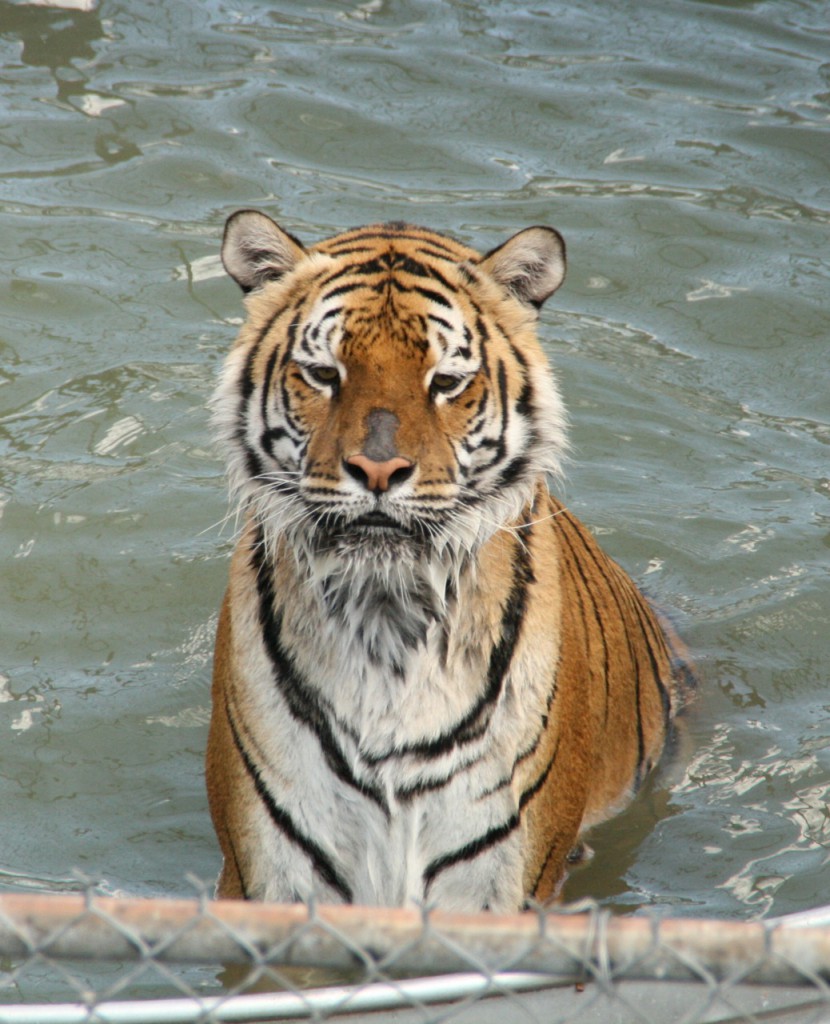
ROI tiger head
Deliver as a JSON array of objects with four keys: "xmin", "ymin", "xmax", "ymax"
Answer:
[{"xmin": 214, "ymin": 213, "xmax": 567, "ymax": 581}]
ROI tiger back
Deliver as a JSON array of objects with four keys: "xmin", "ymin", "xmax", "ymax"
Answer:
[{"xmin": 205, "ymin": 212, "xmax": 690, "ymax": 911}]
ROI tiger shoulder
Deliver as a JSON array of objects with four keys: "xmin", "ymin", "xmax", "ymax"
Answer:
[{"xmin": 205, "ymin": 212, "xmax": 693, "ymax": 911}]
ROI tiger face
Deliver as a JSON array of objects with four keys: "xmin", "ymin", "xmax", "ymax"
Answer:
[{"xmin": 214, "ymin": 214, "xmax": 568, "ymax": 577}]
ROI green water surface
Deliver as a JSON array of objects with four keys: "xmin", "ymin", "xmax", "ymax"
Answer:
[{"xmin": 1, "ymin": 0, "xmax": 828, "ymax": 921}]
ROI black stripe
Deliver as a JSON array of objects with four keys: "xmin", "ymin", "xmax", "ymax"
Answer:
[
  {"xmin": 260, "ymin": 344, "xmax": 280, "ymax": 429},
  {"xmin": 423, "ymin": 813, "xmax": 520, "ymax": 894},
  {"xmin": 239, "ymin": 337, "xmax": 259, "ymax": 402},
  {"xmin": 302, "ymin": 485, "xmax": 345, "ymax": 498},
  {"xmin": 320, "ymin": 279, "xmax": 367, "ymax": 300},
  {"xmin": 250, "ymin": 530, "xmax": 390, "ymax": 815},
  {"xmin": 594, "ymin": 558, "xmax": 649, "ymax": 785},
  {"xmin": 320, "ymin": 244, "xmax": 376, "ymax": 257},
  {"xmin": 464, "ymin": 360, "xmax": 509, "ymax": 476},
  {"xmin": 414, "ymin": 242, "xmax": 462, "ymax": 260},
  {"xmin": 343, "ymin": 253, "xmax": 455, "ymax": 285},
  {"xmin": 625, "ymin": 588, "xmax": 670, "ymax": 724},
  {"xmin": 494, "ymin": 360, "xmax": 509, "ymax": 464},
  {"xmin": 519, "ymin": 737, "xmax": 560, "ymax": 811},
  {"xmin": 239, "ymin": 309, "xmax": 299, "ymax": 471},
  {"xmin": 225, "ymin": 832, "xmax": 251, "ymax": 901},
  {"xmin": 474, "ymin": 318, "xmax": 491, "ymax": 378},
  {"xmin": 260, "ymin": 425, "xmax": 293, "ymax": 457},
  {"xmin": 555, "ymin": 510, "xmax": 610, "ymax": 718},
  {"xmin": 226, "ymin": 703, "xmax": 353, "ymax": 902},
  {"xmin": 394, "ymin": 745, "xmax": 486, "ymax": 803},
  {"xmin": 352, "ymin": 256, "xmax": 391, "ymax": 277},
  {"xmin": 558, "ymin": 510, "xmax": 649, "ymax": 782},
  {"xmin": 242, "ymin": 443, "xmax": 264, "ymax": 481},
  {"xmin": 457, "ymin": 263, "xmax": 477, "ymax": 288},
  {"xmin": 239, "ymin": 296, "xmax": 296, "ymax": 398},
  {"xmin": 396, "ymin": 254, "xmax": 432, "ymax": 278},
  {"xmin": 626, "ymin": 587, "xmax": 676, "ymax": 730},
  {"xmin": 324, "ymin": 228, "xmax": 462, "ymax": 255},
  {"xmin": 395, "ymin": 773, "xmax": 456, "ymax": 803},
  {"xmin": 279, "ymin": 373, "xmax": 304, "ymax": 438},
  {"xmin": 412, "ymin": 284, "xmax": 452, "ymax": 309},
  {"xmin": 492, "ymin": 317, "xmax": 529, "ymax": 370},
  {"xmin": 467, "ymin": 387, "xmax": 490, "ymax": 429},
  {"xmin": 234, "ymin": 343, "xmax": 264, "ymax": 482},
  {"xmin": 311, "ymin": 305, "xmax": 343, "ymax": 335},
  {"xmin": 317, "ymin": 260, "xmax": 385, "ymax": 292},
  {"xmin": 479, "ymin": 726, "xmax": 560, "ymax": 806},
  {"xmin": 515, "ymin": 377, "xmax": 533, "ymax": 417},
  {"xmin": 363, "ymin": 529, "xmax": 534, "ymax": 766},
  {"xmin": 395, "ymin": 775, "xmax": 448, "ymax": 802},
  {"xmin": 327, "ymin": 228, "xmax": 418, "ymax": 246},
  {"xmin": 497, "ymin": 454, "xmax": 530, "ymax": 488},
  {"xmin": 403, "ymin": 256, "xmax": 459, "ymax": 294},
  {"xmin": 529, "ymin": 831, "xmax": 566, "ymax": 899}
]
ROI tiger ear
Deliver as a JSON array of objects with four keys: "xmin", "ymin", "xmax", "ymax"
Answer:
[
  {"xmin": 478, "ymin": 226, "xmax": 566, "ymax": 309},
  {"xmin": 221, "ymin": 210, "xmax": 308, "ymax": 293}
]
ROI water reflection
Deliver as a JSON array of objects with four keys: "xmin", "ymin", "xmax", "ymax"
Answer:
[{"xmin": 1, "ymin": 0, "xmax": 103, "ymax": 103}]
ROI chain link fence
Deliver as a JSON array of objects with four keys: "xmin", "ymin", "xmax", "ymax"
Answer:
[{"xmin": 1, "ymin": 885, "xmax": 829, "ymax": 1023}]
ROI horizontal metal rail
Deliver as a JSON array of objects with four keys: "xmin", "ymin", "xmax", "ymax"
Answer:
[
  {"xmin": 0, "ymin": 972, "xmax": 559, "ymax": 1023},
  {"xmin": 1, "ymin": 893, "xmax": 830, "ymax": 991}
]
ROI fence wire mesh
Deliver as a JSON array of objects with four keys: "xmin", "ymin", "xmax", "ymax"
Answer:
[{"xmin": 1, "ymin": 885, "xmax": 829, "ymax": 1024}]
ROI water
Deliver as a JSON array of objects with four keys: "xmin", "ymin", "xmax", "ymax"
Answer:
[{"xmin": 0, "ymin": 0, "xmax": 828, "ymax": 920}]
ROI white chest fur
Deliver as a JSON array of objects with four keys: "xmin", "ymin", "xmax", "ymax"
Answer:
[{"xmin": 228, "ymin": 535, "xmax": 553, "ymax": 911}]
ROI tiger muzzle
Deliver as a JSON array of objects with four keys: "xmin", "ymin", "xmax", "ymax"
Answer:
[
  {"xmin": 344, "ymin": 407, "xmax": 415, "ymax": 494},
  {"xmin": 344, "ymin": 454, "xmax": 414, "ymax": 493}
]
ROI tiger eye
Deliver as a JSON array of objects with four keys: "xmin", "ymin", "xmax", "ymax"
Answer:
[
  {"xmin": 431, "ymin": 373, "xmax": 461, "ymax": 394},
  {"xmin": 307, "ymin": 365, "xmax": 339, "ymax": 386}
]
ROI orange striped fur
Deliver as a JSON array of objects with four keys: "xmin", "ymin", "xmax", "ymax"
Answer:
[{"xmin": 206, "ymin": 213, "xmax": 691, "ymax": 909}]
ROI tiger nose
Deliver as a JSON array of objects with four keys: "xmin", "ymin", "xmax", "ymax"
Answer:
[{"xmin": 344, "ymin": 454, "xmax": 415, "ymax": 493}]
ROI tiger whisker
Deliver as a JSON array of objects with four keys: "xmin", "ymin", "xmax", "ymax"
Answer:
[{"xmin": 197, "ymin": 506, "xmax": 242, "ymax": 539}]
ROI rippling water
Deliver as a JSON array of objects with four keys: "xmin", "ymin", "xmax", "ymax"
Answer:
[{"xmin": 1, "ymin": 0, "xmax": 828, "ymax": 919}]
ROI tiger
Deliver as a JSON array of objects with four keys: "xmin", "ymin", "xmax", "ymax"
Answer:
[{"xmin": 205, "ymin": 210, "xmax": 691, "ymax": 912}]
